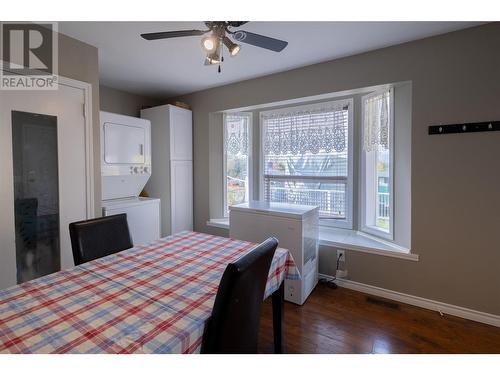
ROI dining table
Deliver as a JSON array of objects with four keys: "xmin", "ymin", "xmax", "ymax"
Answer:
[{"xmin": 0, "ymin": 231, "xmax": 299, "ymax": 354}]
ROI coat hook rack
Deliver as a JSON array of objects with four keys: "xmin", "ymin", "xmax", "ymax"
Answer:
[{"xmin": 429, "ymin": 121, "xmax": 500, "ymax": 135}]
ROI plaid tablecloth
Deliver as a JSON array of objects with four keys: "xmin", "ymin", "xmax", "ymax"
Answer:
[{"xmin": 0, "ymin": 231, "xmax": 299, "ymax": 353}]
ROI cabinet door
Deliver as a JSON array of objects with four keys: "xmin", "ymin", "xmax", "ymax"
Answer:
[
  {"xmin": 169, "ymin": 106, "xmax": 192, "ymax": 161},
  {"xmin": 170, "ymin": 160, "xmax": 193, "ymax": 234}
]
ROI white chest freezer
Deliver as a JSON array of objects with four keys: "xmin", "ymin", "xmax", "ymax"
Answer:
[
  {"xmin": 229, "ymin": 201, "xmax": 319, "ymax": 305},
  {"xmin": 102, "ymin": 197, "xmax": 161, "ymax": 246}
]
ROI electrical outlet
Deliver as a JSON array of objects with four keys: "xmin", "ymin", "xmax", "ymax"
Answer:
[{"xmin": 337, "ymin": 249, "xmax": 345, "ymax": 262}]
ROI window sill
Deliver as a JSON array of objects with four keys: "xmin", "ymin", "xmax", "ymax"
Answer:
[
  {"xmin": 207, "ymin": 218, "xmax": 230, "ymax": 230},
  {"xmin": 319, "ymin": 226, "xmax": 418, "ymax": 261},
  {"xmin": 207, "ymin": 218, "xmax": 418, "ymax": 261}
]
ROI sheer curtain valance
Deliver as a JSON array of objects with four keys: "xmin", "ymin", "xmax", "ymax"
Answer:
[
  {"xmin": 225, "ymin": 113, "xmax": 250, "ymax": 156},
  {"xmin": 261, "ymin": 103, "xmax": 349, "ymax": 156},
  {"xmin": 363, "ymin": 90, "xmax": 390, "ymax": 152}
]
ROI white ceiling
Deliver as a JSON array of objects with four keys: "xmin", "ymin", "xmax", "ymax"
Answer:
[{"xmin": 59, "ymin": 21, "xmax": 481, "ymax": 98}]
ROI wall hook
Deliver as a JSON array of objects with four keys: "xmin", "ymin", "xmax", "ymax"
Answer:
[{"xmin": 429, "ymin": 121, "xmax": 500, "ymax": 135}]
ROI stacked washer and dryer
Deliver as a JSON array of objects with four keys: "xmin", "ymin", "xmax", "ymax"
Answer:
[
  {"xmin": 100, "ymin": 107, "xmax": 193, "ymax": 245},
  {"xmin": 100, "ymin": 111, "xmax": 161, "ymax": 245}
]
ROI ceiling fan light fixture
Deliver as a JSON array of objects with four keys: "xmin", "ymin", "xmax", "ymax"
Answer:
[
  {"xmin": 206, "ymin": 51, "xmax": 221, "ymax": 64},
  {"xmin": 223, "ymin": 36, "xmax": 241, "ymax": 56},
  {"xmin": 205, "ymin": 38, "xmax": 223, "ymax": 65},
  {"xmin": 201, "ymin": 36, "xmax": 217, "ymax": 52},
  {"xmin": 229, "ymin": 44, "xmax": 241, "ymax": 56}
]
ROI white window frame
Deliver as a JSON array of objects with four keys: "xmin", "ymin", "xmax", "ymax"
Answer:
[
  {"xmin": 223, "ymin": 112, "xmax": 253, "ymax": 217},
  {"xmin": 360, "ymin": 88, "xmax": 395, "ymax": 240},
  {"xmin": 259, "ymin": 99, "xmax": 354, "ymax": 229}
]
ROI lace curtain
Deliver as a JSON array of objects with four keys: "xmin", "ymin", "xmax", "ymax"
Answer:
[
  {"xmin": 261, "ymin": 104, "xmax": 349, "ymax": 156},
  {"xmin": 363, "ymin": 90, "xmax": 390, "ymax": 152},
  {"xmin": 224, "ymin": 113, "xmax": 250, "ymax": 156}
]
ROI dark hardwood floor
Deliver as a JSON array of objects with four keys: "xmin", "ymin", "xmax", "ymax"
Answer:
[{"xmin": 258, "ymin": 283, "xmax": 500, "ymax": 353}]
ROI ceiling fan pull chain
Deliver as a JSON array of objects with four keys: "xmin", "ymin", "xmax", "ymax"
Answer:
[{"xmin": 218, "ymin": 40, "xmax": 223, "ymax": 73}]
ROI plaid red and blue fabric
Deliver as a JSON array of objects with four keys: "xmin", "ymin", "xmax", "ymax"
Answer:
[{"xmin": 0, "ymin": 231, "xmax": 299, "ymax": 353}]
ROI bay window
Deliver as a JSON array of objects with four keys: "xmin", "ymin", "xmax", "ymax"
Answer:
[
  {"xmin": 213, "ymin": 83, "xmax": 410, "ymax": 252},
  {"xmin": 260, "ymin": 99, "xmax": 353, "ymax": 228}
]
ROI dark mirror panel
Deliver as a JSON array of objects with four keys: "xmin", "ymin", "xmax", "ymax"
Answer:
[{"xmin": 12, "ymin": 111, "xmax": 60, "ymax": 283}]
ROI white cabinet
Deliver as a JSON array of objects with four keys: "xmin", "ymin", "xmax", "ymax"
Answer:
[
  {"xmin": 141, "ymin": 105, "xmax": 193, "ymax": 236},
  {"xmin": 229, "ymin": 201, "xmax": 319, "ymax": 305}
]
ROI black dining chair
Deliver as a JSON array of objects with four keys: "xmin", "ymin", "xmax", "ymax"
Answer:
[
  {"xmin": 201, "ymin": 237, "xmax": 278, "ymax": 354},
  {"xmin": 69, "ymin": 214, "xmax": 133, "ymax": 266}
]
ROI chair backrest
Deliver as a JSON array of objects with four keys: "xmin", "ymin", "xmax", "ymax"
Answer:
[
  {"xmin": 69, "ymin": 214, "xmax": 133, "ymax": 266},
  {"xmin": 202, "ymin": 237, "xmax": 278, "ymax": 354}
]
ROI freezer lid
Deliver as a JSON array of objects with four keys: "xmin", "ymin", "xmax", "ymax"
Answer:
[
  {"xmin": 102, "ymin": 197, "xmax": 160, "ymax": 210},
  {"xmin": 230, "ymin": 201, "xmax": 318, "ymax": 219}
]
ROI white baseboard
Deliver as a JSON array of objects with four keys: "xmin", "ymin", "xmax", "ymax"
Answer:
[{"xmin": 318, "ymin": 273, "xmax": 500, "ymax": 328}]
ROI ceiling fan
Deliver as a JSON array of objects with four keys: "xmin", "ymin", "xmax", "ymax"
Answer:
[{"xmin": 141, "ymin": 21, "xmax": 288, "ymax": 72}]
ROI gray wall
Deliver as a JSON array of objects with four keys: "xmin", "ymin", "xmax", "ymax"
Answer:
[
  {"xmin": 99, "ymin": 85, "xmax": 162, "ymax": 117},
  {"xmin": 172, "ymin": 23, "xmax": 500, "ymax": 315}
]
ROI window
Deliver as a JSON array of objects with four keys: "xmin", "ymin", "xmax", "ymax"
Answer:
[
  {"xmin": 361, "ymin": 89, "xmax": 394, "ymax": 239},
  {"xmin": 260, "ymin": 99, "xmax": 353, "ymax": 228},
  {"xmin": 223, "ymin": 112, "xmax": 252, "ymax": 216}
]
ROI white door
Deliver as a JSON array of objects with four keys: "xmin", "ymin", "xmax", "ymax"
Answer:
[
  {"xmin": 170, "ymin": 160, "xmax": 193, "ymax": 234},
  {"xmin": 0, "ymin": 80, "xmax": 92, "ymax": 290}
]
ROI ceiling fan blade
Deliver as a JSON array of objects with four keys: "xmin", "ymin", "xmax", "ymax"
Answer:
[
  {"xmin": 232, "ymin": 30, "xmax": 288, "ymax": 52},
  {"xmin": 141, "ymin": 30, "xmax": 207, "ymax": 40},
  {"xmin": 227, "ymin": 21, "xmax": 249, "ymax": 28}
]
